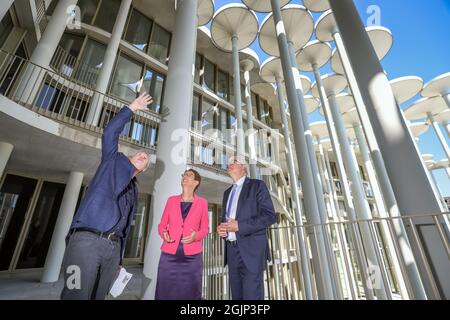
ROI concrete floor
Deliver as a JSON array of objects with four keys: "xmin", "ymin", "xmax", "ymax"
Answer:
[{"xmin": 0, "ymin": 266, "xmax": 144, "ymax": 300}]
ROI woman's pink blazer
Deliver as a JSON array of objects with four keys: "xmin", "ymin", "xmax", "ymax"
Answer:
[{"xmin": 158, "ymin": 194, "xmax": 209, "ymax": 255}]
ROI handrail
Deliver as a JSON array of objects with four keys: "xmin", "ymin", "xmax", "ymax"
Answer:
[
  {"xmin": 202, "ymin": 212, "xmax": 450, "ymax": 300},
  {"xmin": 0, "ymin": 49, "xmax": 161, "ymax": 149}
]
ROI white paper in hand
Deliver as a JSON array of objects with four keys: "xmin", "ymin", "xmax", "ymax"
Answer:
[{"xmin": 109, "ymin": 267, "xmax": 133, "ymax": 298}]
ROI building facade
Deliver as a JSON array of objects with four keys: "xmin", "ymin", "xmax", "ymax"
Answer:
[{"xmin": 0, "ymin": 0, "xmax": 448, "ymax": 300}]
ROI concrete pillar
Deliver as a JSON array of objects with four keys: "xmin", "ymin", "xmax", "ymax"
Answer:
[
  {"xmin": 316, "ymin": 139, "xmax": 354, "ymax": 299},
  {"xmin": 429, "ymin": 114, "xmax": 450, "ymax": 161},
  {"xmin": 0, "ymin": 142, "xmax": 13, "ymax": 179},
  {"xmin": 86, "ymin": 0, "xmax": 132, "ymax": 126},
  {"xmin": 242, "ymin": 67, "xmax": 257, "ymax": 178},
  {"xmin": 312, "ymin": 66, "xmax": 373, "ymax": 299},
  {"xmin": 41, "ymin": 171, "xmax": 84, "ymax": 283},
  {"xmin": 15, "ymin": 0, "xmax": 79, "ymax": 105},
  {"xmin": 231, "ymin": 36, "xmax": 245, "ymax": 157},
  {"xmin": 322, "ymin": 146, "xmax": 360, "ymax": 300},
  {"xmin": 444, "ymin": 121, "xmax": 450, "ymax": 139},
  {"xmin": 353, "ymin": 124, "xmax": 411, "ymax": 299},
  {"xmin": 0, "ymin": 0, "xmax": 14, "ymax": 22},
  {"xmin": 270, "ymin": 0, "xmax": 334, "ymax": 299},
  {"xmin": 329, "ymin": 0, "xmax": 443, "ymax": 299},
  {"xmin": 287, "ymin": 41, "xmax": 342, "ymax": 298},
  {"xmin": 275, "ymin": 79, "xmax": 313, "ymax": 299},
  {"xmin": 328, "ymin": 94, "xmax": 390, "ymax": 299},
  {"xmin": 444, "ymin": 94, "xmax": 450, "ymax": 112},
  {"xmin": 141, "ymin": 0, "xmax": 198, "ymax": 300}
]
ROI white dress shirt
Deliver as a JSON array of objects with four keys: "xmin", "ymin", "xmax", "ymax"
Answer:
[{"xmin": 226, "ymin": 175, "xmax": 246, "ymax": 241}]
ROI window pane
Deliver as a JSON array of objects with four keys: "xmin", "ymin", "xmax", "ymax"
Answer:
[
  {"xmin": 191, "ymin": 94, "xmax": 200, "ymax": 131},
  {"xmin": 203, "ymin": 58, "xmax": 215, "ymax": 92},
  {"xmin": 259, "ymin": 99, "xmax": 269, "ymax": 124},
  {"xmin": 201, "ymin": 98, "xmax": 216, "ymax": 136},
  {"xmin": 251, "ymin": 93, "xmax": 259, "ymax": 121},
  {"xmin": 110, "ymin": 54, "xmax": 143, "ymax": 102},
  {"xmin": 124, "ymin": 195, "xmax": 148, "ymax": 259},
  {"xmin": 78, "ymin": 0, "xmax": 100, "ymax": 24},
  {"xmin": 16, "ymin": 182, "xmax": 66, "ymax": 269},
  {"xmin": 148, "ymin": 23, "xmax": 171, "ymax": 64},
  {"xmin": 76, "ymin": 38, "xmax": 105, "ymax": 86},
  {"xmin": 241, "ymin": 84, "xmax": 246, "ymax": 105},
  {"xmin": 124, "ymin": 9, "xmax": 152, "ymax": 52},
  {"xmin": 142, "ymin": 67, "xmax": 165, "ymax": 113},
  {"xmin": 194, "ymin": 53, "xmax": 202, "ymax": 84},
  {"xmin": 0, "ymin": 175, "xmax": 38, "ymax": 271},
  {"xmin": 54, "ymin": 33, "xmax": 85, "ymax": 72},
  {"xmin": 217, "ymin": 70, "xmax": 229, "ymax": 101},
  {"xmin": 218, "ymin": 107, "xmax": 228, "ymax": 143},
  {"xmin": 228, "ymin": 112, "xmax": 236, "ymax": 145},
  {"xmin": 0, "ymin": 12, "xmax": 13, "ymax": 47},
  {"xmin": 93, "ymin": 0, "xmax": 120, "ymax": 33}
]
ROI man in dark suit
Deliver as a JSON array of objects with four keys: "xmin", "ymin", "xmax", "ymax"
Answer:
[
  {"xmin": 217, "ymin": 156, "xmax": 276, "ymax": 300},
  {"xmin": 61, "ymin": 93, "xmax": 153, "ymax": 300}
]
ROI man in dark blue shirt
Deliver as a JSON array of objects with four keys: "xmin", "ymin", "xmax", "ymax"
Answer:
[{"xmin": 61, "ymin": 93, "xmax": 153, "ymax": 300}]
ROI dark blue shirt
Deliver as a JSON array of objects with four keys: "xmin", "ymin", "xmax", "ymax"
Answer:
[{"xmin": 176, "ymin": 202, "xmax": 193, "ymax": 256}]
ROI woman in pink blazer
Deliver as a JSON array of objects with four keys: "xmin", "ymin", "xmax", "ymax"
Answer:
[{"xmin": 155, "ymin": 169, "xmax": 209, "ymax": 300}]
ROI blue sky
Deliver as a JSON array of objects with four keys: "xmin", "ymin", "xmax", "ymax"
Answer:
[{"xmin": 211, "ymin": 0, "xmax": 450, "ymax": 196}]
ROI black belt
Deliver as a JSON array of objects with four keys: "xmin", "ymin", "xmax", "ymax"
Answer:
[
  {"xmin": 70, "ymin": 227, "xmax": 121, "ymax": 242},
  {"xmin": 226, "ymin": 240, "xmax": 238, "ymax": 246}
]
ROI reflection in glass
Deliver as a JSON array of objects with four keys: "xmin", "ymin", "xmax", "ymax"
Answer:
[
  {"xmin": 0, "ymin": 12, "xmax": 13, "ymax": 47},
  {"xmin": 77, "ymin": 0, "xmax": 100, "ymax": 24},
  {"xmin": 148, "ymin": 24, "xmax": 171, "ymax": 64},
  {"xmin": 217, "ymin": 70, "xmax": 229, "ymax": 101},
  {"xmin": 93, "ymin": 0, "xmax": 120, "ymax": 33},
  {"xmin": 0, "ymin": 175, "xmax": 38, "ymax": 271},
  {"xmin": 125, "ymin": 9, "xmax": 152, "ymax": 52},
  {"xmin": 194, "ymin": 53, "xmax": 202, "ymax": 85},
  {"xmin": 192, "ymin": 94, "xmax": 201, "ymax": 131},
  {"xmin": 77, "ymin": 38, "xmax": 106, "ymax": 85},
  {"xmin": 142, "ymin": 68, "xmax": 165, "ymax": 113},
  {"xmin": 124, "ymin": 195, "xmax": 149, "ymax": 259},
  {"xmin": 203, "ymin": 59, "xmax": 215, "ymax": 92},
  {"xmin": 110, "ymin": 54, "xmax": 143, "ymax": 102},
  {"xmin": 16, "ymin": 182, "xmax": 66, "ymax": 269},
  {"xmin": 201, "ymin": 98, "xmax": 217, "ymax": 136}
]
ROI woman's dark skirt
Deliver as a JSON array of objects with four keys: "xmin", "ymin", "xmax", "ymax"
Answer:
[{"xmin": 155, "ymin": 248, "xmax": 203, "ymax": 300}]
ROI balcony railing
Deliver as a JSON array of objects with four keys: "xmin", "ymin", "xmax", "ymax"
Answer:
[
  {"xmin": 0, "ymin": 49, "xmax": 161, "ymax": 150},
  {"xmin": 49, "ymin": 46, "xmax": 101, "ymax": 87},
  {"xmin": 202, "ymin": 212, "xmax": 450, "ymax": 300}
]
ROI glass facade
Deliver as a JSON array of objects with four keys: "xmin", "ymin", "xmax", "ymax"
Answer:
[
  {"xmin": 77, "ymin": 0, "xmax": 100, "ymax": 24},
  {"xmin": 0, "ymin": 12, "xmax": 13, "ymax": 48},
  {"xmin": 217, "ymin": 69, "xmax": 229, "ymax": 101},
  {"xmin": 0, "ymin": 175, "xmax": 38, "ymax": 271},
  {"xmin": 93, "ymin": 0, "xmax": 121, "ymax": 33},
  {"xmin": 148, "ymin": 23, "xmax": 171, "ymax": 64},
  {"xmin": 110, "ymin": 53, "xmax": 143, "ymax": 102},
  {"xmin": 124, "ymin": 9, "xmax": 153, "ymax": 52},
  {"xmin": 203, "ymin": 58, "xmax": 215, "ymax": 92},
  {"xmin": 142, "ymin": 67, "xmax": 165, "ymax": 113}
]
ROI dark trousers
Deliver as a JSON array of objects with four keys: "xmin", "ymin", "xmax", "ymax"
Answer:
[
  {"xmin": 60, "ymin": 231, "xmax": 121, "ymax": 300},
  {"xmin": 226, "ymin": 242, "xmax": 264, "ymax": 300}
]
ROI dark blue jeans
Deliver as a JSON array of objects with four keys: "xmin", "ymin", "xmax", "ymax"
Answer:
[{"xmin": 60, "ymin": 231, "xmax": 121, "ymax": 300}]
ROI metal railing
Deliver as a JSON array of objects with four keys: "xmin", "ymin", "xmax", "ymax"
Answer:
[
  {"xmin": 202, "ymin": 212, "xmax": 450, "ymax": 300},
  {"xmin": 0, "ymin": 49, "xmax": 161, "ymax": 150},
  {"xmin": 35, "ymin": 0, "xmax": 48, "ymax": 35},
  {"xmin": 187, "ymin": 130, "xmax": 293, "ymax": 209},
  {"xmin": 50, "ymin": 46, "xmax": 101, "ymax": 87}
]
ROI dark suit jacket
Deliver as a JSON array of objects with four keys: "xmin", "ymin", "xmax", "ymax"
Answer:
[
  {"xmin": 70, "ymin": 106, "xmax": 138, "ymax": 262},
  {"xmin": 222, "ymin": 177, "xmax": 276, "ymax": 273}
]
